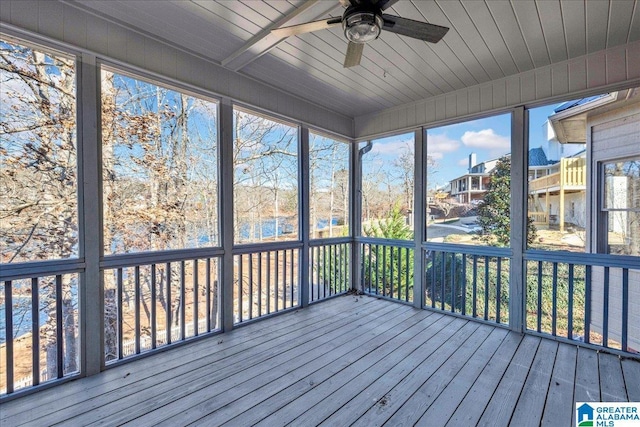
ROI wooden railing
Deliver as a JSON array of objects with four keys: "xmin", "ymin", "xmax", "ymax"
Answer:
[
  {"xmin": 528, "ymin": 157, "xmax": 586, "ymax": 193},
  {"xmin": 1, "ymin": 259, "xmax": 84, "ymax": 395},
  {"xmin": 5, "ymin": 236, "xmax": 639, "ymax": 398},
  {"xmin": 423, "ymin": 243, "xmax": 511, "ymax": 326},
  {"xmin": 233, "ymin": 243, "xmax": 301, "ymax": 324},
  {"xmin": 525, "ymin": 251, "xmax": 639, "ymax": 355},
  {"xmin": 528, "ymin": 211, "xmax": 548, "ymax": 225},
  {"xmin": 529, "ymin": 171, "xmax": 561, "ymax": 192},
  {"xmin": 562, "ymin": 157, "xmax": 587, "ymax": 186},
  {"xmin": 360, "ymin": 239, "xmax": 414, "ymax": 303},
  {"xmin": 102, "ymin": 252, "xmax": 222, "ymax": 364},
  {"xmin": 309, "ymin": 239, "xmax": 351, "ymax": 303}
]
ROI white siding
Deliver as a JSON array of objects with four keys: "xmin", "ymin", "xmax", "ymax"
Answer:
[
  {"xmin": 588, "ymin": 101, "xmax": 640, "ymax": 352},
  {"xmin": 590, "ymin": 267, "xmax": 640, "ymax": 353},
  {"xmin": 355, "ymin": 40, "xmax": 640, "ymax": 139}
]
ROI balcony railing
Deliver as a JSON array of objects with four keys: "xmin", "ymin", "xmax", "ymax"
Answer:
[
  {"xmin": 525, "ymin": 251, "xmax": 640, "ymax": 355},
  {"xmin": 234, "ymin": 243, "xmax": 301, "ymax": 324},
  {"xmin": 528, "ymin": 211, "xmax": 548, "ymax": 225},
  {"xmin": 3, "ymin": 237, "xmax": 639, "ymax": 398},
  {"xmin": 102, "ymin": 252, "xmax": 222, "ymax": 363},
  {"xmin": 528, "ymin": 157, "xmax": 586, "ymax": 193},
  {"xmin": 1, "ymin": 259, "xmax": 84, "ymax": 394},
  {"xmin": 360, "ymin": 239, "xmax": 414, "ymax": 303},
  {"xmin": 310, "ymin": 239, "xmax": 351, "ymax": 303},
  {"xmin": 424, "ymin": 243, "xmax": 511, "ymax": 326}
]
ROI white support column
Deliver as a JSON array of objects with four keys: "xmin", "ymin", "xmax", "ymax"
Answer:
[
  {"xmin": 413, "ymin": 128, "xmax": 425, "ymax": 308},
  {"xmin": 509, "ymin": 106, "xmax": 527, "ymax": 333},
  {"xmin": 79, "ymin": 53, "xmax": 103, "ymax": 375},
  {"xmin": 300, "ymin": 127, "xmax": 310, "ymax": 307},
  {"xmin": 219, "ymin": 99, "xmax": 235, "ymax": 331}
]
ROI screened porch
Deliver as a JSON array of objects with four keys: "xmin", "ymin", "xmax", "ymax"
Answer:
[{"xmin": 1, "ymin": 1, "xmax": 640, "ymax": 425}]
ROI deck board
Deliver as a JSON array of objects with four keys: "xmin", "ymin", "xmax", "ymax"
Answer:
[
  {"xmin": 622, "ymin": 358, "xmax": 640, "ymax": 401},
  {"xmin": 599, "ymin": 352, "xmax": 628, "ymax": 402},
  {"xmin": 294, "ymin": 318, "xmax": 473, "ymax": 426},
  {"xmin": 2, "ymin": 295, "xmax": 368, "ymax": 426},
  {"xmin": 420, "ymin": 329, "xmax": 517, "ymax": 427},
  {"xmin": 473, "ymin": 334, "xmax": 541, "ymax": 426},
  {"xmin": 370, "ymin": 327, "xmax": 508, "ymax": 427},
  {"xmin": 574, "ymin": 346, "xmax": 601, "ymax": 402},
  {"xmin": 509, "ymin": 338, "xmax": 558, "ymax": 427},
  {"xmin": 213, "ymin": 311, "xmax": 442, "ymax": 426},
  {"xmin": 151, "ymin": 303, "xmax": 418, "ymax": 426},
  {"xmin": 253, "ymin": 313, "xmax": 457, "ymax": 427},
  {"xmin": 540, "ymin": 343, "xmax": 577, "ymax": 427},
  {"xmin": 444, "ymin": 332, "xmax": 523, "ymax": 426},
  {"xmin": 320, "ymin": 321, "xmax": 483, "ymax": 426},
  {"xmin": 67, "ymin": 298, "xmax": 398, "ymax": 426},
  {"xmin": 1, "ymin": 295, "xmax": 639, "ymax": 427}
]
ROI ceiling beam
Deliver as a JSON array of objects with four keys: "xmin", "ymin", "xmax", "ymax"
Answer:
[{"xmin": 221, "ymin": 0, "xmax": 341, "ymax": 72}]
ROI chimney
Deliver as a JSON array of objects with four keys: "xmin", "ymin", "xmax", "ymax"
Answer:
[{"xmin": 469, "ymin": 153, "xmax": 477, "ymax": 172}]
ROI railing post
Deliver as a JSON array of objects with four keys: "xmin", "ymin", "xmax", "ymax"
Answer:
[
  {"xmin": 220, "ymin": 99, "xmax": 235, "ymax": 332},
  {"xmin": 352, "ymin": 141, "xmax": 363, "ymax": 293},
  {"xmin": 79, "ymin": 53, "xmax": 103, "ymax": 375},
  {"xmin": 413, "ymin": 128, "xmax": 425, "ymax": 309},
  {"xmin": 559, "ymin": 159, "xmax": 566, "ymax": 232},
  {"xmin": 300, "ymin": 127, "xmax": 310, "ymax": 307},
  {"xmin": 509, "ymin": 106, "xmax": 526, "ymax": 333}
]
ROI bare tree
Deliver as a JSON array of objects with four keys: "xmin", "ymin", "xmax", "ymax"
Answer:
[
  {"xmin": 233, "ymin": 111, "xmax": 297, "ymax": 243},
  {"xmin": 309, "ymin": 135, "xmax": 349, "ymax": 238},
  {"xmin": 1, "ymin": 42, "xmax": 78, "ymax": 378}
]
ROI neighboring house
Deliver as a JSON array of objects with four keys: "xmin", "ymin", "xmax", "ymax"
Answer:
[
  {"xmin": 448, "ymin": 153, "xmax": 497, "ymax": 204},
  {"xmin": 551, "ymin": 88, "xmax": 640, "ymax": 351},
  {"xmin": 525, "ymin": 107, "xmax": 587, "ymax": 232}
]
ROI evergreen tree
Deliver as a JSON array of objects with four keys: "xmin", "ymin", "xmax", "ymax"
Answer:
[
  {"xmin": 477, "ymin": 157, "xmax": 536, "ymax": 246},
  {"xmin": 362, "ymin": 204, "xmax": 414, "ymax": 300}
]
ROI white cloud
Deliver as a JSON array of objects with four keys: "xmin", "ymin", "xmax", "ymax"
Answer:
[
  {"xmin": 368, "ymin": 139, "xmax": 413, "ymax": 155},
  {"xmin": 426, "ymin": 133, "xmax": 460, "ymax": 161},
  {"xmin": 461, "ymin": 129, "xmax": 510, "ymax": 150},
  {"xmin": 426, "ymin": 134, "xmax": 460, "ymax": 163},
  {"xmin": 458, "ymin": 158, "xmax": 470, "ymax": 167}
]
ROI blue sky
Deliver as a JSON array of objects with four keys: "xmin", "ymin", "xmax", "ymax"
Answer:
[
  {"xmin": 426, "ymin": 104, "xmax": 560, "ymax": 189},
  {"xmin": 361, "ymin": 104, "xmax": 561, "ymax": 191}
]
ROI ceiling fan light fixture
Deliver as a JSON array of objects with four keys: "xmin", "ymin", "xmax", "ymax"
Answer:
[{"xmin": 343, "ymin": 11, "xmax": 383, "ymax": 43}]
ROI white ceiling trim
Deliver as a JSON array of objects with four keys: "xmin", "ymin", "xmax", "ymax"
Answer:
[
  {"xmin": 354, "ymin": 40, "xmax": 640, "ymax": 139},
  {"xmin": 29, "ymin": 0, "xmax": 640, "ymax": 119}
]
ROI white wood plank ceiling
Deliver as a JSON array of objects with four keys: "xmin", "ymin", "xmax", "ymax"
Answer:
[{"xmin": 67, "ymin": 0, "xmax": 640, "ymax": 117}]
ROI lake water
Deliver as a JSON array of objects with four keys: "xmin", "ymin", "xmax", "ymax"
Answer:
[
  {"xmin": 2, "ymin": 218, "xmax": 339, "ymax": 343},
  {"xmin": 0, "ymin": 297, "xmax": 48, "ymax": 344}
]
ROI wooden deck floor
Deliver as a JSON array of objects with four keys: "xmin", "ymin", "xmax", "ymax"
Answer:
[{"xmin": 2, "ymin": 295, "xmax": 639, "ymax": 426}]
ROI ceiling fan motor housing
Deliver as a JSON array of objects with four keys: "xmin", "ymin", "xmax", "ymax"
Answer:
[{"xmin": 342, "ymin": 5, "xmax": 384, "ymax": 44}]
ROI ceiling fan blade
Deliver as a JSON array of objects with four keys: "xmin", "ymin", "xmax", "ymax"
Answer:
[
  {"xmin": 376, "ymin": 0, "xmax": 400, "ymax": 11},
  {"xmin": 272, "ymin": 17, "xmax": 342, "ymax": 38},
  {"xmin": 381, "ymin": 14, "xmax": 449, "ymax": 43},
  {"xmin": 343, "ymin": 42, "xmax": 364, "ymax": 68}
]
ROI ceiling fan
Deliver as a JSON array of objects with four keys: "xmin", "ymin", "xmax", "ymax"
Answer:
[{"xmin": 271, "ymin": 0, "xmax": 449, "ymax": 68}]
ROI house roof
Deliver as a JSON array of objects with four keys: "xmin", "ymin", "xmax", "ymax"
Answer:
[
  {"xmin": 553, "ymin": 95, "xmax": 607, "ymax": 113},
  {"xmin": 451, "ymin": 148, "xmax": 553, "ymax": 184},
  {"xmin": 528, "ymin": 147, "xmax": 553, "ymax": 167},
  {"xmin": 549, "ymin": 89, "xmax": 640, "ymax": 143}
]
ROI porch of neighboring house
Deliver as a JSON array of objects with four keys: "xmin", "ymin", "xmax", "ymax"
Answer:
[
  {"xmin": 2, "ymin": 294, "xmax": 638, "ymax": 427},
  {"xmin": 528, "ymin": 157, "xmax": 587, "ymax": 232}
]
